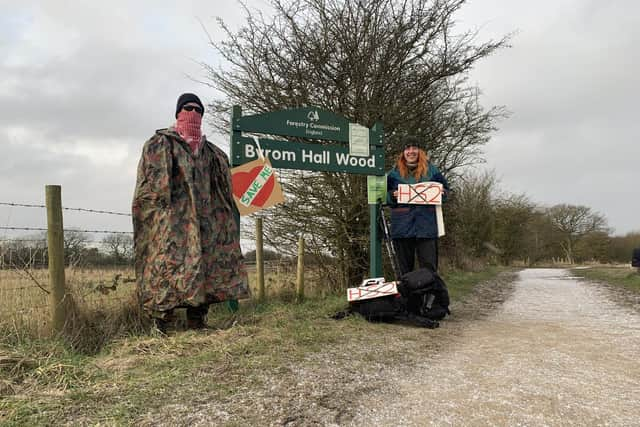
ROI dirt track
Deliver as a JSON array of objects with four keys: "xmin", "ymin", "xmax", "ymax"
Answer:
[
  {"xmin": 141, "ymin": 269, "xmax": 640, "ymax": 426},
  {"xmin": 351, "ymin": 268, "xmax": 640, "ymax": 426}
]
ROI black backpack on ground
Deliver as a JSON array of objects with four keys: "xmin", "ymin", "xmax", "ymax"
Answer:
[
  {"xmin": 348, "ymin": 267, "xmax": 450, "ymax": 327},
  {"xmin": 400, "ymin": 268, "xmax": 450, "ymax": 321},
  {"xmin": 350, "ymin": 294, "xmax": 405, "ymax": 322},
  {"xmin": 348, "ymin": 294, "xmax": 440, "ymax": 328}
]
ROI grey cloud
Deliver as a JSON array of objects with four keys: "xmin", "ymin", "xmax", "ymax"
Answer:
[
  {"xmin": 465, "ymin": 1, "xmax": 639, "ymax": 234},
  {"xmin": 1, "ymin": 43, "xmax": 195, "ymax": 142}
]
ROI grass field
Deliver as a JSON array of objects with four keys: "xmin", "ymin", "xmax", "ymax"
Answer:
[
  {"xmin": 0, "ymin": 264, "xmax": 508, "ymax": 425},
  {"xmin": 572, "ymin": 265, "xmax": 640, "ymax": 292},
  {"xmin": 0, "ymin": 266, "xmax": 137, "ymax": 339},
  {"xmin": 0, "ymin": 263, "xmax": 499, "ymax": 342}
]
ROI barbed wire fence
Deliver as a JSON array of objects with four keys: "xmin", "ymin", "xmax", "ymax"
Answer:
[
  {"xmin": 0, "ymin": 193, "xmax": 137, "ymax": 334},
  {"xmin": 1, "ymin": 187, "xmax": 320, "ymax": 337}
]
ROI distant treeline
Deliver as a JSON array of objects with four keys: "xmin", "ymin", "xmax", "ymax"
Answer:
[
  {"xmin": 438, "ymin": 171, "xmax": 639, "ymax": 267},
  {"xmin": 0, "ymin": 231, "xmax": 133, "ymax": 269},
  {"xmin": 2, "ymin": 178, "xmax": 638, "ymax": 271}
]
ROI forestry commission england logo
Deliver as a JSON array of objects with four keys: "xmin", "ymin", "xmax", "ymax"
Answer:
[{"xmin": 307, "ymin": 110, "xmax": 320, "ymax": 122}]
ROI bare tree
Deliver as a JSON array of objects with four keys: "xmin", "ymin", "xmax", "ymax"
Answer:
[
  {"xmin": 492, "ymin": 193, "xmax": 536, "ymax": 265},
  {"xmin": 444, "ymin": 170, "xmax": 497, "ymax": 263},
  {"xmin": 547, "ymin": 204, "xmax": 609, "ymax": 264},
  {"xmin": 204, "ymin": 0, "xmax": 510, "ymax": 286},
  {"xmin": 64, "ymin": 230, "xmax": 91, "ymax": 267},
  {"xmin": 521, "ymin": 208, "xmax": 561, "ymax": 266},
  {"xmin": 101, "ymin": 234, "xmax": 134, "ymax": 265},
  {"xmin": 574, "ymin": 231, "xmax": 611, "ymax": 263}
]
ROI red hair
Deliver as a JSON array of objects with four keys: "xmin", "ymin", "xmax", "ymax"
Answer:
[{"xmin": 396, "ymin": 149, "xmax": 429, "ymax": 180}]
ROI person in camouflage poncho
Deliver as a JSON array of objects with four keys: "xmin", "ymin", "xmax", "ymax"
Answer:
[{"xmin": 132, "ymin": 93, "xmax": 250, "ymax": 331}]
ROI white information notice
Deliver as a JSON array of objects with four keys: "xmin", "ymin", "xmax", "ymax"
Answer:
[{"xmin": 349, "ymin": 123, "xmax": 369, "ymax": 157}]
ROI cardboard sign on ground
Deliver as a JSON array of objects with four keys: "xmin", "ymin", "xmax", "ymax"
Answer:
[{"xmin": 347, "ymin": 281, "xmax": 399, "ymax": 302}]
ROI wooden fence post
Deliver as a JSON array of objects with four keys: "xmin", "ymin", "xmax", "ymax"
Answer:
[
  {"xmin": 256, "ymin": 217, "xmax": 265, "ymax": 301},
  {"xmin": 296, "ymin": 236, "xmax": 305, "ymax": 302},
  {"xmin": 46, "ymin": 185, "xmax": 66, "ymax": 334}
]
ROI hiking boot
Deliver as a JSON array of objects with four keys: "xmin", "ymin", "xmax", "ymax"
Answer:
[{"xmin": 186, "ymin": 306, "xmax": 209, "ymax": 330}]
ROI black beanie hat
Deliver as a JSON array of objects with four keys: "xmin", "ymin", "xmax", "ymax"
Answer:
[
  {"xmin": 175, "ymin": 93, "xmax": 204, "ymax": 118},
  {"xmin": 402, "ymin": 135, "xmax": 423, "ymax": 149}
]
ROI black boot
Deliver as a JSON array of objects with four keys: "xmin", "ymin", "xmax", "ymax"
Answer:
[{"xmin": 186, "ymin": 306, "xmax": 209, "ymax": 330}]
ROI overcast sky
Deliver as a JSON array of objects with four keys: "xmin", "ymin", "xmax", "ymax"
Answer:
[{"xmin": 1, "ymin": 0, "xmax": 638, "ymax": 242}]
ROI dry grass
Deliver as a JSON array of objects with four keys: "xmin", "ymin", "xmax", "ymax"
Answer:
[
  {"xmin": 0, "ymin": 263, "xmax": 336, "ymax": 354},
  {"xmin": 0, "ymin": 267, "xmax": 141, "ymax": 353},
  {"xmin": 0, "ymin": 261, "xmax": 498, "ymax": 348},
  {"xmin": 572, "ymin": 264, "xmax": 640, "ymax": 292}
]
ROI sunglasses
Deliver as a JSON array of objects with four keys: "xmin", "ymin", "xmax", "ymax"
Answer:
[{"xmin": 182, "ymin": 105, "xmax": 203, "ymax": 114}]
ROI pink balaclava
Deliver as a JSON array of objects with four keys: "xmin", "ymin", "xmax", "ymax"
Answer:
[{"xmin": 175, "ymin": 109, "xmax": 202, "ymax": 153}]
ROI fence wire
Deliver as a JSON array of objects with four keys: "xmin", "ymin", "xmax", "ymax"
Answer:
[
  {"xmin": 1, "ymin": 200, "xmax": 137, "ymax": 323},
  {"xmin": 1, "ymin": 199, "xmax": 336, "ymax": 329},
  {"xmin": 0, "ymin": 226, "xmax": 132, "ymax": 234},
  {"xmin": 0, "ymin": 201, "xmax": 131, "ymax": 216}
]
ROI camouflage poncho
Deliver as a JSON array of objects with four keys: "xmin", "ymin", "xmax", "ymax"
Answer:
[{"xmin": 132, "ymin": 128, "xmax": 250, "ymax": 317}]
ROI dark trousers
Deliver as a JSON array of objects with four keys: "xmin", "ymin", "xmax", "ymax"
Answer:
[
  {"xmin": 393, "ymin": 237, "xmax": 438, "ymax": 275},
  {"xmin": 186, "ymin": 305, "xmax": 209, "ymax": 320}
]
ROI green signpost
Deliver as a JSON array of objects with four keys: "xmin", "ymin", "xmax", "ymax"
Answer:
[{"xmin": 230, "ymin": 105, "xmax": 385, "ymax": 278}]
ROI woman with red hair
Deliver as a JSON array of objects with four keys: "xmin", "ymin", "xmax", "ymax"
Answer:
[{"xmin": 386, "ymin": 136, "xmax": 449, "ymax": 274}]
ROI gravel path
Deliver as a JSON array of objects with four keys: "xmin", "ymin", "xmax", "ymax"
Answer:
[
  {"xmin": 138, "ymin": 269, "xmax": 639, "ymax": 426},
  {"xmin": 351, "ymin": 268, "xmax": 640, "ymax": 426}
]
